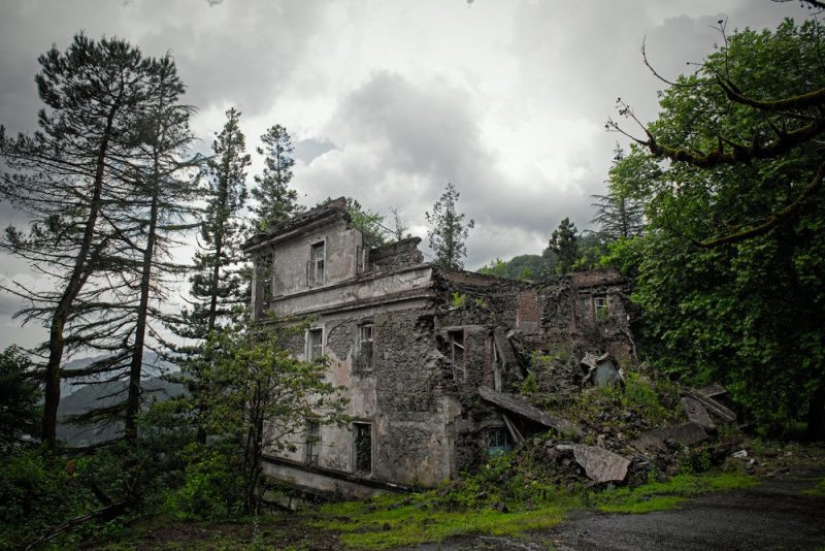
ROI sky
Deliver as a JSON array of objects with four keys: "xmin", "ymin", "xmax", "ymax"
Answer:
[{"xmin": 0, "ymin": 0, "xmax": 809, "ymax": 350}]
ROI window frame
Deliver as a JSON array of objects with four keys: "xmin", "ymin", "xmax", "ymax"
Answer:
[
  {"xmin": 355, "ymin": 323, "xmax": 374, "ymax": 373},
  {"xmin": 309, "ymin": 240, "xmax": 326, "ymax": 286},
  {"xmin": 353, "ymin": 422, "xmax": 372, "ymax": 474},
  {"xmin": 307, "ymin": 327, "xmax": 324, "ymax": 362},
  {"xmin": 488, "ymin": 428, "xmax": 511, "ymax": 456},
  {"xmin": 305, "ymin": 420, "xmax": 320, "ymax": 465},
  {"xmin": 448, "ymin": 329, "xmax": 466, "ymax": 382},
  {"xmin": 593, "ymin": 296, "xmax": 609, "ymax": 322}
]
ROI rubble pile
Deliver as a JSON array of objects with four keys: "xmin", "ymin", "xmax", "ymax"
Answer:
[{"xmin": 504, "ymin": 353, "xmax": 744, "ymax": 488}]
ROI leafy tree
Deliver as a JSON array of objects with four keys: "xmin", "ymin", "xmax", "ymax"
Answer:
[
  {"xmin": 0, "ymin": 346, "xmax": 40, "ymax": 446},
  {"xmin": 0, "ymin": 34, "xmax": 194, "ymax": 447},
  {"xmin": 548, "ymin": 217, "xmax": 579, "ymax": 274},
  {"xmin": 250, "ymin": 124, "xmax": 302, "ymax": 232},
  {"xmin": 573, "ymin": 232, "xmax": 610, "ymax": 271},
  {"xmin": 426, "ymin": 183, "xmax": 475, "ymax": 270},
  {"xmin": 174, "ymin": 323, "xmax": 348, "ymax": 515},
  {"xmin": 610, "ymin": 18, "xmax": 825, "ymax": 437}
]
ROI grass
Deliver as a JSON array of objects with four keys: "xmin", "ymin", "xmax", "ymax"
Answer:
[
  {"xmin": 592, "ymin": 471, "xmax": 758, "ymax": 514},
  {"xmin": 307, "ymin": 491, "xmax": 567, "ymax": 550},
  {"xmin": 803, "ymin": 476, "xmax": 825, "ymax": 497},
  {"xmin": 305, "ymin": 470, "xmax": 758, "ymax": 550}
]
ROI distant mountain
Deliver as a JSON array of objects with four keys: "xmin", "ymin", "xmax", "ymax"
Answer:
[{"xmin": 57, "ymin": 353, "xmax": 186, "ymax": 446}]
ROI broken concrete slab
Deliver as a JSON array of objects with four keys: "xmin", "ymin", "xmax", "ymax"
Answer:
[
  {"xmin": 684, "ymin": 388, "xmax": 737, "ymax": 423},
  {"xmin": 493, "ymin": 326, "xmax": 519, "ymax": 368},
  {"xmin": 633, "ymin": 422, "xmax": 709, "ymax": 452},
  {"xmin": 698, "ymin": 382, "xmax": 728, "ymax": 399},
  {"xmin": 479, "ymin": 386, "xmax": 581, "ymax": 437},
  {"xmin": 571, "ymin": 444, "xmax": 630, "ymax": 483},
  {"xmin": 681, "ymin": 396, "xmax": 716, "ymax": 430}
]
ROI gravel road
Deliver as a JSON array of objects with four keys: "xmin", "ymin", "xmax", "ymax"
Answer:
[{"xmin": 400, "ymin": 470, "xmax": 825, "ymax": 551}]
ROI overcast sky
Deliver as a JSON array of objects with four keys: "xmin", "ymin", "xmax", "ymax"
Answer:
[{"xmin": 0, "ymin": 0, "xmax": 807, "ymax": 350}]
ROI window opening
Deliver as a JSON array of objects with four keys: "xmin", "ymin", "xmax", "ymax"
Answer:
[
  {"xmin": 492, "ymin": 341, "xmax": 502, "ymax": 391},
  {"xmin": 307, "ymin": 328, "xmax": 324, "ymax": 361},
  {"xmin": 355, "ymin": 324, "xmax": 374, "ymax": 373},
  {"xmin": 354, "ymin": 422, "xmax": 372, "ymax": 473},
  {"xmin": 488, "ymin": 428, "xmax": 511, "ymax": 456},
  {"xmin": 594, "ymin": 296, "xmax": 609, "ymax": 322},
  {"xmin": 305, "ymin": 421, "xmax": 320, "ymax": 465},
  {"xmin": 309, "ymin": 241, "xmax": 325, "ymax": 285},
  {"xmin": 449, "ymin": 330, "xmax": 466, "ymax": 382}
]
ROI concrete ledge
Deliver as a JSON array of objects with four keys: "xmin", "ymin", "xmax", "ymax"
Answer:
[{"xmin": 261, "ymin": 454, "xmax": 414, "ymax": 499}]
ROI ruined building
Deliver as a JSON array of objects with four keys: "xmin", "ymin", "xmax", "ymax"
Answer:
[{"xmin": 242, "ymin": 198, "xmax": 635, "ymax": 497}]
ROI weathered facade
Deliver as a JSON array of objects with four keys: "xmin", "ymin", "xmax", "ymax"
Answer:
[{"xmin": 243, "ymin": 198, "xmax": 634, "ymax": 497}]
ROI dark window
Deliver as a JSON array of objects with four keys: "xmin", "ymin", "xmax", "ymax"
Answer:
[
  {"xmin": 355, "ymin": 324, "xmax": 374, "ymax": 373},
  {"xmin": 488, "ymin": 428, "xmax": 511, "ymax": 456},
  {"xmin": 307, "ymin": 328, "xmax": 324, "ymax": 361},
  {"xmin": 305, "ymin": 421, "xmax": 320, "ymax": 465},
  {"xmin": 354, "ymin": 422, "xmax": 372, "ymax": 473}
]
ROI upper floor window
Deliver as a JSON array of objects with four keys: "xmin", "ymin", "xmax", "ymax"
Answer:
[
  {"xmin": 309, "ymin": 241, "xmax": 325, "ymax": 285},
  {"xmin": 307, "ymin": 327, "xmax": 324, "ymax": 361},
  {"xmin": 448, "ymin": 330, "xmax": 466, "ymax": 382},
  {"xmin": 355, "ymin": 324, "xmax": 374, "ymax": 373}
]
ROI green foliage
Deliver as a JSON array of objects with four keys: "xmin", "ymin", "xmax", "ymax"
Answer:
[
  {"xmin": 426, "ymin": 183, "xmax": 475, "ymax": 270},
  {"xmin": 165, "ymin": 443, "xmax": 244, "ymax": 520},
  {"xmin": 612, "ymin": 18, "xmax": 825, "ymax": 436},
  {"xmin": 569, "ymin": 372, "xmax": 682, "ymax": 435},
  {"xmin": 251, "ymin": 124, "xmax": 302, "ymax": 232},
  {"xmin": 520, "ymin": 372, "xmax": 539, "ymax": 396},
  {"xmin": 549, "ymin": 217, "xmax": 579, "ymax": 274},
  {"xmin": 338, "ymin": 197, "xmax": 387, "ymax": 248},
  {"xmin": 0, "ymin": 346, "xmax": 40, "ymax": 445},
  {"xmin": 803, "ymin": 476, "xmax": 825, "ymax": 497},
  {"xmin": 177, "ymin": 322, "xmax": 349, "ymax": 515},
  {"xmin": 478, "ymin": 253, "xmax": 557, "ymax": 281},
  {"xmin": 450, "ymin": 292, "xmax": 467, "ymax": 308},
  {"xmin": 593, "ymin": 471, "xmax": 757, "ymax": 514},
  {"xmin": 0, "ymin": 448, "xmax": 88, "ymax": 548},
  {"xmin": 590, "ymin": 148, "xmax": 646, "ymax": 240},
  {"xmin": 312, "ymin": 453, "xmax": 566, "ymax": 550}
]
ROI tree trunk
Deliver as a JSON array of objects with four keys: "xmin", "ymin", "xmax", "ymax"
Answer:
[
  {"xmin": 806, "ymin": 378, "xmax": 825, "ymax": 441},
  {"xmin": 41, "ymin": 103, "xmax": 119, "ymax": 447},
  {"xmin": 124, "ymin": 143, "xmax": 161, "ymax": 442}
]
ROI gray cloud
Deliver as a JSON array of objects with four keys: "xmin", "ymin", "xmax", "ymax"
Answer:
[
  {"xmin": 294, "ymin": 138, "xmax": 337, "ymax": 164},
  {"xmin": 0, "ymin": 0, "xmax": 815, "ymax": 348}
]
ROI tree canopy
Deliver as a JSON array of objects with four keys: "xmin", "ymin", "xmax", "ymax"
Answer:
[{"xmin": 610, "ymin": 18, "xmax": 825, "ymax": 437}]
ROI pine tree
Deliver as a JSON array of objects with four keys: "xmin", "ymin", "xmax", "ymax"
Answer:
[
  {"xmin": 549, "ymin": 217, "xmax": 579, "ymax": 274},
  {"xmin": 425, "ymin": 183, "xmax": 474, "ymax": 270},
  {"xmin": 0, "ymin": 34, "xmax": 195, "ymax": 447},
  {"xmin": 165, "ymin": 108, "xmax": 250, "ymax": 444},
  {"xmin": 250, "ymin": 124, "xmax": 302, "ymax": 232}
]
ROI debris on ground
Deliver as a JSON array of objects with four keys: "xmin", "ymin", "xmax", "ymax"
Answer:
[{"xmin": 498, "ymin": 352, "xmax": 750, "ymax": 488}]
